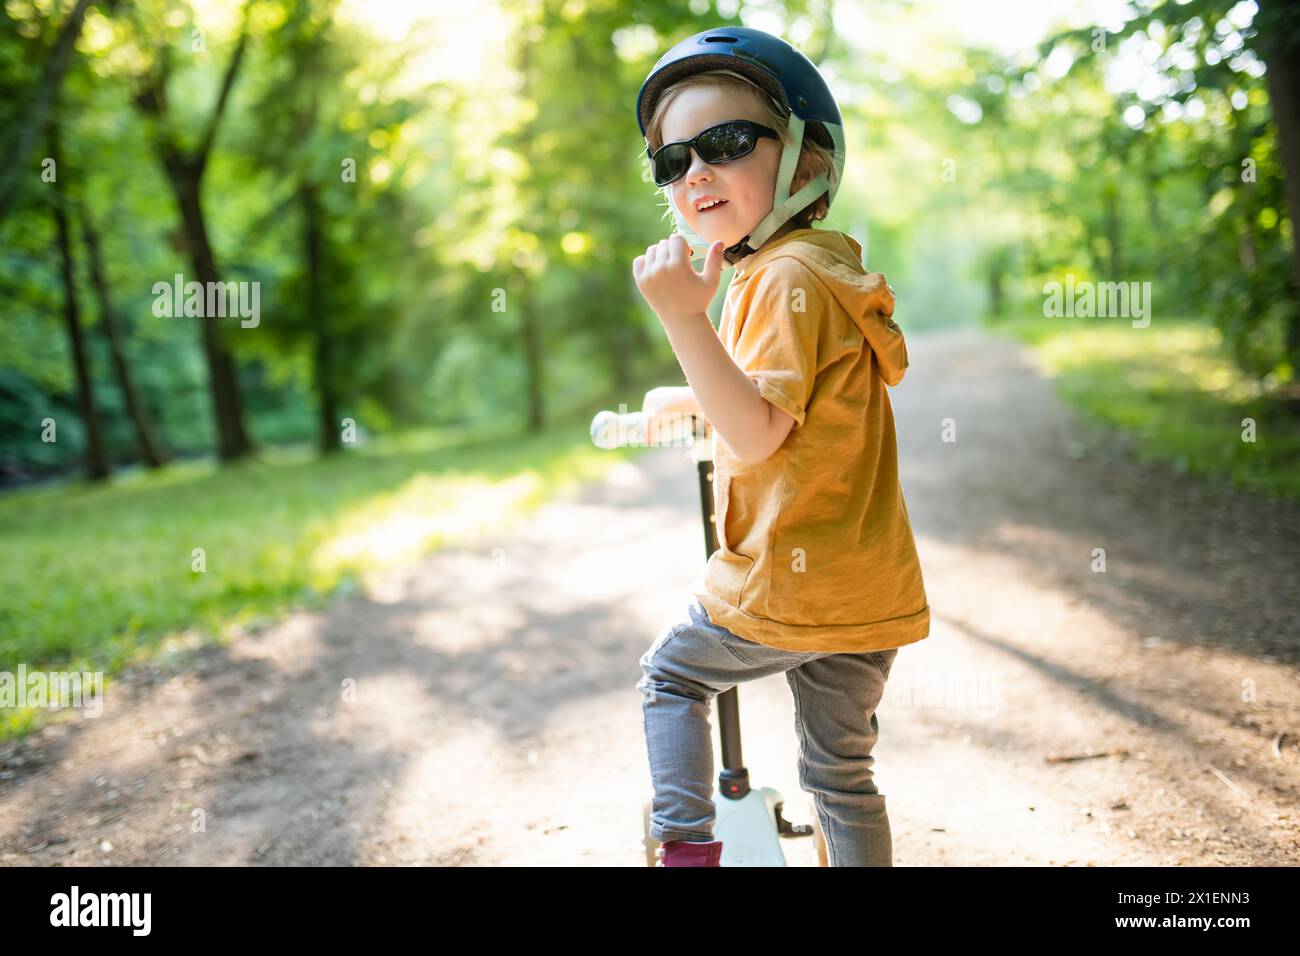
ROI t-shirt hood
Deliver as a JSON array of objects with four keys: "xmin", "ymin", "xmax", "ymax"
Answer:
[{"xmin": 735, "ymin": 228, "xmax": 909, "ymax": 386}]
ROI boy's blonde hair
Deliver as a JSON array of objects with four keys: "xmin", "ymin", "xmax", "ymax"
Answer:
[{"xmin": 644, "ymin": 70, "xmax": 839, "ymax": 229}]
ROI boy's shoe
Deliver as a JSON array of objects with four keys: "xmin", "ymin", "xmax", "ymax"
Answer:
[{"xmin": 655, "ymin": 839, "xmax": 723, "ymax": 867}]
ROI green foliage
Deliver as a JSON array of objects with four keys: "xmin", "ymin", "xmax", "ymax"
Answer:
[
  {"xmin": 973, "ymin": 0, "xmax": 1298, "ymax": 383},
  {"xmin": 3, "ymin": 0, "xmax": 1294, "ymax": 476},
  {"xmin": 992, "ymin": 314, "xmax": 1300, "ymax": 497}
]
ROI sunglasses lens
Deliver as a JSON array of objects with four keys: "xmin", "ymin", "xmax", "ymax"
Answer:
[
  {"xmin": 653, "ymin": 144, "xmax": 689, "ymax": 186},
  {"xmin": 699, "ymin": 122, "xmax": 755, "ymax": 163}
]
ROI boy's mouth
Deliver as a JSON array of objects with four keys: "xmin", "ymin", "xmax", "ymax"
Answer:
[{"xmin": 695, "ymin": 198, "xmax": 728, "ymax": 213}]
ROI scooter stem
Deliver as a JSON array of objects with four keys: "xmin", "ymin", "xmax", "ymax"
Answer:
[{"xmin": 693, "ymin": 435, "xmax": 751, "ymax": 801}]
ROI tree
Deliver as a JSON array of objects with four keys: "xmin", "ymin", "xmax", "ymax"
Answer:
[
  {"xmin": 48, "ymin": 116, "xmax": 109, "ymax": 481},
  {"xmin": 1047, "ymin": 0, "xmax": 1300, "ymax": 390},
  {"xmin": 80, "ymin": 202, "xmax": 167, "ymax": 467},
  {"xmin": 131, "ymin": 3, "xmax": 255, "ymax": 461}
]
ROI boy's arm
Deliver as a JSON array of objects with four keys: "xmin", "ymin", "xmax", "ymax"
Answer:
[
  {"xmin": 656, "ymin": 312, "xmax": 795, "ymax": 465},
  {"xmin": 644, "ymin": 384, "xmax": 794, "ymax": 459}
]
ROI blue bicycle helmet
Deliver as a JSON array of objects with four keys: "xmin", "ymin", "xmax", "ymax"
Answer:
[{"xmin": 636, "ymin": 26, "xmax": 846, "ymax": 265}]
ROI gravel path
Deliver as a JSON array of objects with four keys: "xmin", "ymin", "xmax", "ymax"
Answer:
[{"xmin": 3, "ymin": 325, "xmax": 1298, "ymax": 866}]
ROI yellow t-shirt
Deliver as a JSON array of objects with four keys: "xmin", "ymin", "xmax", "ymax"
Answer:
[{"xmin": 691, "ymin": 226, "xmax": 931, "ymax": 654}]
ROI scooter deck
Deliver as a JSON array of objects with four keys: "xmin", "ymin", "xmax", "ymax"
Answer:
[{"xmin": 713, "ymin": 787, "xmax": 790, "ymax": 866}]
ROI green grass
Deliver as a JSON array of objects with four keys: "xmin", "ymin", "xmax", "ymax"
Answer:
[
  {"xmin": 988, "ymin": 313, "xmax": 1300, "ymax": 499},
  {"xmin": 0, "ymin": 396, "xmax": 659, "ymax": 741}
]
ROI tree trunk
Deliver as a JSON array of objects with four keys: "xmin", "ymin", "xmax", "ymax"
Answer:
[
  {"xmin": 1146, "ymin": 176, "xmax": 1163, "ymax": 232},
  {"xmin": 1256, "ymin": 0, "xmax": 1300, "ymax": 394},
  {"xmin": 520, "ymin": 289, "xmax": 544, "ymax": 431},
  {"xmin": 1102, "ymin": 181, "xmax": 1123, "ymax": 277},
  {"xmin": 517, "ymin": 22, "xmax": 545, "ymax": 432},
  {"xmin": 132, "ymin": 8, "xmax": 255, "ymax": 459},
  {"xmin": 608, "ymin": 276, "xmax": 634, "ymax": 391},
  {"xmin": 302, "ymin": 182, "xmax": 340, "ymax": 455},
  {"xmin": 988, "ymin": 261, "xmax": 1005, "ymax": 318},
  {"xmin": 49, "ymin": 127, "xmax": 109, "ymax": 481},
  {"xmin": 81, "ymin": 205, "xmax": 167, "ymax": 468},
  {"xmin": 0, "ymin": 0, "xmax": 97, "ymax": 223},
  {"xmin": 170, "ymin": 170, "xmax": 254, "ymax": 460}
]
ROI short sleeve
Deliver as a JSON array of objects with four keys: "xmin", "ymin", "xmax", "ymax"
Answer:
[{"xmin": 728, "ymin": 259, "xmax": 822, "ymax": 429}]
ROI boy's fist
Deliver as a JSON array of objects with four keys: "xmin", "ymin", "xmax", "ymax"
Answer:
[
  {"xmin": 641, "ymin": 386, "xmax": 671, "ymax": 419},
  {"xmin": 632, "ymin": 234, "xmax": 724, "ymax": 327},
  {"xmin": 641, "ymin": 386, "xmax": 700, "ymax": 447}
]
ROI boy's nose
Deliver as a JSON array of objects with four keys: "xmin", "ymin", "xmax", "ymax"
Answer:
[{"xmin": 684, "ymin": 147, "xmax": 713, "ymax": 184}]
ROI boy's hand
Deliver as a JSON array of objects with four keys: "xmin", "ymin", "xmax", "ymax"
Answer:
[
  {"xmin": 632, "ymin": 235, "xmax": 724, "ymax": 328},
  {"xmin": 641, "ymin": 387, "xmax": 672, "ymax": 447},
  {"xmin": 642, "ymin": 386, "xmax": 705, "ymax": 446},
  {"xmin": 641, "ymin": 386, "xmax": 675, "ymax": 420}
]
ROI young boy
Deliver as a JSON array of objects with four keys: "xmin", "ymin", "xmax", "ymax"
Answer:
[{"xmin": 631, "ymin": 27, "xmax": 930, "ymax": 866}]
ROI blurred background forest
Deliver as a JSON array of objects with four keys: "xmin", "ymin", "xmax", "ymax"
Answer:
[
  {"xmin": 2, "ymin": 0, "xmax": 1299, "ymax": 727},
  {"xmin": 4, "ymin": 0, "xmax": 1298, "ymax": 479}
]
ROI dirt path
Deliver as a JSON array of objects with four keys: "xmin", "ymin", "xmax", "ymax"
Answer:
[{"xmin": 3, "ymin": 325, "xmax": 1298, "ymax": 866}]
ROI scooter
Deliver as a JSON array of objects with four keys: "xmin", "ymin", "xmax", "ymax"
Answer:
[{"xmin": 591, "ymin": 407, "xmax": 828, "ymax": 867}]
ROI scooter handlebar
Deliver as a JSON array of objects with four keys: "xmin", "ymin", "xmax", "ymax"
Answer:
[{"xmin": 590, "ymin": 408, "xmax": 711, "ymax": 451}]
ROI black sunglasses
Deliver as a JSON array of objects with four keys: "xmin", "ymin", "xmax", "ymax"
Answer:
[{"xmin": 647, "ymin": 119, "xmax": 780, "ymax": 187}]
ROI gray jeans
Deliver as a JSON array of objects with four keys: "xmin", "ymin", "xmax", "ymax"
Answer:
[{"xmin": 636, "ymin": 596, "xmax": 898, "ymax": 866}]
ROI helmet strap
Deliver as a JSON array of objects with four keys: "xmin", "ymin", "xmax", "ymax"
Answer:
[{"xmin": 723, "ymin": 114, "xmax": 833, "ymax": 266}]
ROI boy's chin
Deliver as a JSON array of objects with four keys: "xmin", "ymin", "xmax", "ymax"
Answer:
[
  {"xmin": 699, "ymin": 230, "xmax": 740, "ymax": 249},
  {"xmin": 690, "ymin": 220, "xmax": 740, "ymax": 249}
]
